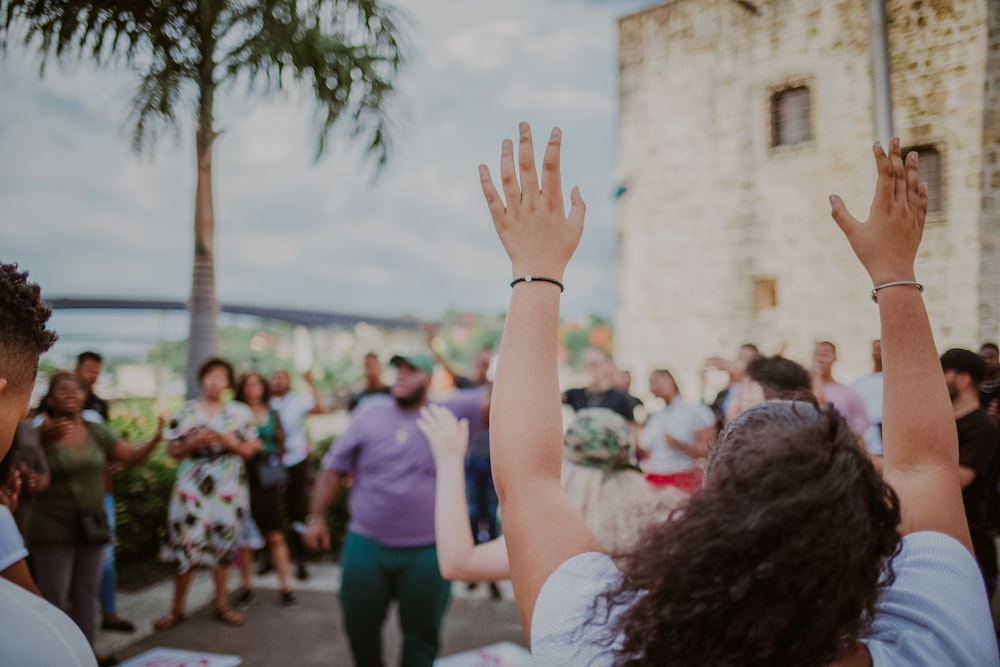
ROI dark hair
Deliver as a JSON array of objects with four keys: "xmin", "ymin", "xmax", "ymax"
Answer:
[
  {"xmin": 941, "ymin": 348, "xmax": 986, "ymax": 387},
  {"xmin": 197, "ymin": 357, "xmax": 235, "ymax": 389},
  {"xmin": 235, "ymin": 371, "xmax": 271, "ymax": 405},
  {"xmin": 747, "ymin": 356, "xmax": 813, "ymax": 401},
  {"xmin": 77, "ymin": 351, "xmax": 103, "ymax": 365},
  {"xmin": 980, "ymin": 343, "xmax": 998, "ymax": 355},
  {"xmin": 41, "ymin": 371, "xmax": 83, "ymax": 415},
  {"xmin": 740, "ymin": 343, "xmax": 760, "ymax": 355},
  {"xmin": 0, "ymin": 263, "xmax": 58, "ymax": 388},
  {"xmin": 816, "ymin": 340, "xmax": 837, "ymax": 354},
  {"xmin": 603, "ymin": 401, "xmax": 901, "ymax": 667}
]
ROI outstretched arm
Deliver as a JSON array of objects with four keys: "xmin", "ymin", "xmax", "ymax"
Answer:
[
  {"xmin": 480, "ymin": 123, "xmax": 601, "ymax": 640},
  {"xmin": 417, "ymin": 405, "xmax": 512, "ymax": 582},
  {"xmin": 831, "ymin": 138, "xmax": 971, "ymax": 552}
]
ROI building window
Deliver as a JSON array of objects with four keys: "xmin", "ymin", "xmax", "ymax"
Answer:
[
  {"xmin": 905, "ymin": 146, "xmax": 943, "ymax": 216},
  {"xmin": 752, "ymin": 277, "xmax": 778, "ymax": 314},
  {"xmin": 771, "ymin": 86, "xmax": 811, "ymax": 147}
]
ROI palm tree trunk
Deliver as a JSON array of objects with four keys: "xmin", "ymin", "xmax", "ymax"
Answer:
[{"xmin": 184, "ymin": 54, "xmax": 219, "ymax": 398}]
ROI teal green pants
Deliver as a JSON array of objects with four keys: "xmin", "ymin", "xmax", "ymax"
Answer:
[{"xmin": 339, "ymin": 531, "xmax": 451, "ymax": 667}]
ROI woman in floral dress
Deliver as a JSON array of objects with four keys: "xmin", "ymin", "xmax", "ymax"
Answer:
[{"xmin": 153, "ymin": 358, "xmax": 260, "ymax": 629}]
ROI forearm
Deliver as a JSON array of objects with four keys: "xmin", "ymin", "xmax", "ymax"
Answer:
[
  {"xmin": 879, "ymin": 289, "xmax": 956, "ymax": 470},
  {"xmin": 434, "ymin": 458, "xmax": 478, "ymax": 580},
  {"xmin": 309, "ymin": 469, "xmax": 343, "ymax": 518},
  {"xmin": 490, "ymin": 286, "xmax": 565, "ymax": 502},
  {"xmin": 117, "ymin": 434, "xmax": 160, "ymax": 465}
]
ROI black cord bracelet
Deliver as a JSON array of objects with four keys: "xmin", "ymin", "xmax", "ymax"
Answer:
[{"xmin": 510, "ymin": 275, "xmax": 564, "ymax": 292}]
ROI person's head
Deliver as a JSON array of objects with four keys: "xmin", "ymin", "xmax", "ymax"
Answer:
[
  {"xmin": 472, "ymin": 348, "xmax": 493, "ymax": 385},
  {"xmin": 362, "ymin": 353, "xmax": 383, "ymax": 385},
  {"xmin": 614, "ymin": 368, "xmax": 633, "ymax": 393},
  {"xmin": 0, "ymin": 263, "xmax": 58, "ymax": 457},
  {"xmin": 729, "ymin": 343, "xmax": 761, "ymax": 383},
  {"xmin": 197, "ymin": 357, "xmax": 235, "ymax": 401},
  {"xmin": 235, "ymin": 371, "xmax": 270, "ymax": 407},
  {"xmin": 812, "ymin": 340, "xmax": 838, "ymax": 378},
  {"xmin": 979, "ymin": 343, "xmax": 999, "ymax": 381},
  {"xmin": 648, "ymin": 369, "xmax": 678, "ymax": 403},
  {"xmin": 74, "ymin": 351, "xmax": 103, "ymax": 391},
  {"xmin": 582, "ymin": 347, "xmax": 616, "ymax": 388},
  {"xmin": 607, "ymin": 400, "xmax": 901, "ymax": 666},
  {"xmin": 940, "ymin": 348, "xmax": 985, "ymax": 402},
  {"xmin": 871, "ymin": 339, "xmax": 883, "ymax": 373},
  {"xmin": 746, "ymin": 356, "xmax": 813, "ymax": 401},
  {"xmin": 389, "ymin": 354, "xmax": 434, "ymax": 409},
  {"xmin": 43, "ymin": 371, "xmax": 85, "ymax": 418},
  {"xmin": 269, "ymin": 370, "xmax": 290, "ymax": 397}
]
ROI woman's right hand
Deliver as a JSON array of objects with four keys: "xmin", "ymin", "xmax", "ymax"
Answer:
[{"xmin": 417, "ymin": 404, "xmax": 469, "ymax": 465}]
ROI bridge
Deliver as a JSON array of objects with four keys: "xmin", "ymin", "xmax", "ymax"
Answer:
[{"xmin": 45, "ymin": 297, "xmax": 421, "ymax": 329}]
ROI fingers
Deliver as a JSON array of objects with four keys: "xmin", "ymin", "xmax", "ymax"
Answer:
[
  {"xmin": 871, "ymin": 141, "xmax": 894, "ymax": 212},
  {"xmin": 567, "ymin": 186, "xmax": 586, "ymax": 230},
  {"xmin": 517, "ymin": 122, "xmax": 540, "ymax": 206},
  {"xmin": 829, "ymin": 194, "xmax": 860, "ymax": 237},
  {"xmin": 499, "ymin": 138, "xmax": 519, "ymax": 211},
  {"xmin": 540, "ymin": 127, "xmax": 563, "ymax": 210},
  {"xmin": 889, "ymin": 138, "xmax": 907, "ymax": 205},
  {"xmin": 915, "ymin": 182, "xmax": 928, "ymax": 231},
  {"xmin": 904, "ymin": 150, "xmax": 920, "ymax": 218}
]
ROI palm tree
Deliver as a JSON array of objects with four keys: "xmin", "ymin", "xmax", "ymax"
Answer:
[{"xmin": 1, "ymin": 0, "xmax": 404, "ymax": 395}]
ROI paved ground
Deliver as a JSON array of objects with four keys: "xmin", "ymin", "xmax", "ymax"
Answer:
[{"xmin": 97, "ymin": 560, "xmax": 525, "ymax": 666}]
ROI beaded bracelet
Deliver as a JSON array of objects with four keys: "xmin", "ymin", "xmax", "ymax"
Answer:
[{"xmin": 510, "ymin": 275, "xmax": 564, "ymax": 292}]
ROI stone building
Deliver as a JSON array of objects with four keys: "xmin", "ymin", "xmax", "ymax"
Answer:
[{"xmin": 614, "ymin": 0, "xmax": 1000, "ymax": 400}]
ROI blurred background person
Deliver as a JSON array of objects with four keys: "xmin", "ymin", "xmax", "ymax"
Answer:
[{"xmin": 154, "ymin": 358, "xmax": 259, "ymax": 631}]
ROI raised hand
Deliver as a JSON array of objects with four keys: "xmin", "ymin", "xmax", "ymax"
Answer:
[
  {"xmin": 479, "ymin": 122, "xmax": 585, "ymax": 281},
  {"xmin": 829, "ymin": 137, "xmax": 927, "ymax": 286},
  {"xmin": 417, "ymin": 404, "xmax": 469, "ymax": 465}
]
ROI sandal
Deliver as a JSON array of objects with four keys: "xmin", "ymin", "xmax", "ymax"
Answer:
[
  {"xmin": 152, "ymin": 611, "xmax": 185, "ymax": 632},
  {"xmin": 214, "ymin": 606, "xmax": 245, "ymax": 627}
]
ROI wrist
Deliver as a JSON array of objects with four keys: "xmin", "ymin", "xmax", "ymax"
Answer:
[
  {"xmin": 306, "ymin": 513, "xmax": 325, "ymax": 525},
  {"xmin": 511, "ymin": 264, "xmax": 565, "ymax": 282}
]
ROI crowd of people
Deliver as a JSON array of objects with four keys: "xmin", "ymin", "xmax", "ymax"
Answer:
[{"xmin": 2, "ymin": 127, "xmax": 1000, "ymax": 667}]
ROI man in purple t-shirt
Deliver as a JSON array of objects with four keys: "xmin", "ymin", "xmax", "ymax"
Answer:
[
  {"xmin": 303, "ymin": 353, "xmax": 482, "ymax": 667},
  {"xmin": 812, "ymin": 341, "xmax": 871, "ymax": 444}
]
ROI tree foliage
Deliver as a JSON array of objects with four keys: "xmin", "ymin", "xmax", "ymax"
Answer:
[{"xmin": 0, "ymin": 0, "xmax": 405, "ymax": 160}]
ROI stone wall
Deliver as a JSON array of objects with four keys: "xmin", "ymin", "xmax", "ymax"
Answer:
[{"xmin": 615, "ymin": 0, "xmax": 992, "ymax": 401}]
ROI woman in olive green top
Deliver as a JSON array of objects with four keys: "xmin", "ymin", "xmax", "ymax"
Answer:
[{"xmin": 29, "ymin": 371, "xmax": 162, "ymax": 652}]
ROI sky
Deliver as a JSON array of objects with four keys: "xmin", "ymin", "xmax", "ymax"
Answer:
[{"xmin": 0, "ymin": 0, "xmax": 654, "ymax": 344}]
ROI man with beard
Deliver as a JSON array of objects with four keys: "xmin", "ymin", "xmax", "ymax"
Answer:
[
  {"xmin": 303, "ymin": 353, "xmax": 483, "ymax": 667},
  {"xmin": 941, "ymin": 348, "xmax": 1000, "ymax": 599}
]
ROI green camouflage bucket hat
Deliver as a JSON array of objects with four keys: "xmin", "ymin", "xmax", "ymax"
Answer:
[{"xmin": 563, "ymin": 408, "xmax": 640, "ymax": 473}]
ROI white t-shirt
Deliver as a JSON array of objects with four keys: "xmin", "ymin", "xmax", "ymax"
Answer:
[
  {"xmin": 852, "ymin": 372, "xmax": 884, "ymax": 455},
  {"xmin": 531, "ymin": 532, "xmax": 999, "ymax": 666},
  {"xmin": 270, "ymin": 391, "xmax": 316, "ymax": 467},
  {"xmin": 0, "ymin": 577, "xmax": 97, "ymax": 666},
  {"xmin": 639, "ymin": 397, "xmax": 714, "ymax": 474},
  {"xmin": 0, "ymin": 505, "xmax": 28, "ymax": 572}
]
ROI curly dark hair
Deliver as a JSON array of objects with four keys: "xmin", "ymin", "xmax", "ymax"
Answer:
[
  {"xmin": 196, "ymin": 357, "xmax": 235, "ymax": 390},
  {"xmin": 234, "ymin": 371, "xmax": 271, "ymax": 405},
  {"xmin": 0, "ymin": 262, "xmax": 58, "ymax": 388},
  {"xmin": 603, "ymin": 401, "xmax": 901, "ymax": 667}
]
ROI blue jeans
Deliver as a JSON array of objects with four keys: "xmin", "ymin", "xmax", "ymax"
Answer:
[
  {"xmin": 99, "ymin": 493, "xmax": 116, "ymax": 616},
  {"xmin": 466, "ymin": 455, "xmax": 498, "ymax": 544}
]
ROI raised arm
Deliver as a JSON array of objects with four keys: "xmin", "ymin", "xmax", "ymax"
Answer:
[
  {"xmin": 480, "ymin": 123, "xmax": 601, "ymax": 639},
  {"xmin": 417, "ymin": 404, "xmax": 511, "ymax": 582},
  {"xmin": 830, "ymin": 138, "xmax": 970, "ymax": 552},
  {"xmin": 110, "ymin": 415, "xmax": 164, "ymax": 465}
]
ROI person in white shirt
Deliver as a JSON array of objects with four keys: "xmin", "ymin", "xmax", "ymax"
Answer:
[
  {"xmin": 0, "ymin": 261, "xmax": 96, "ymax": 666},
  {"xmin": 268, "ymin": 369, "xmax": 323, "ymax": 580},
  {"xmin": 477, "ymin": 126, "xmax": 997, "ymax": 666},
  {"xmin": 852, "ymin": 339, "xmax": 885, "ymax": 455},
  {"xmin": 639, "ymin": 369, "xmax": 715, "ymax": 494}
]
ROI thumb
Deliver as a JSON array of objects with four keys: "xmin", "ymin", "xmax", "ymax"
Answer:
[{"xmin": 829, "ymin": 195, "xmax": 859, "ymax": 237}]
